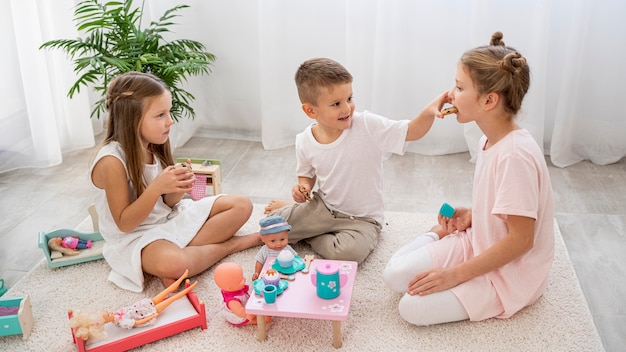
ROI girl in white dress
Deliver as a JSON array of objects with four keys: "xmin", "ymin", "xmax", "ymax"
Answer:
[{"xmin": 90, "ymin": 72, "xmax": 261, "ymax": 292}]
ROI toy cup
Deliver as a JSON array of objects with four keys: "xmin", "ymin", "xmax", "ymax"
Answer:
[
  {"xmin": 262, "ymin": 284, "xmax": 277, "ymax": 304},
  {"xmin": 439, "ymin": 203, "xmax": 455, "ymax": 218}
]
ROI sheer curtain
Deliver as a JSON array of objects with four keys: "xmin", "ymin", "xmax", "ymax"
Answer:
[
  {"xmin": 1, "ymin": 0, "xmax": 96, "ymax": 173},
  {"xmin": 3, "ymin": 0, "xmax": 625, "ymax": 173}
]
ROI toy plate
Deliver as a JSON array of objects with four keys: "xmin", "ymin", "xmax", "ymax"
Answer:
[
  {"xmin": 272, "ymin": 255, "xmax": 305, "ymax": 274},
  {"xmin": 253, "ymin": 279, "xmax": 289, "ymax": 296}
]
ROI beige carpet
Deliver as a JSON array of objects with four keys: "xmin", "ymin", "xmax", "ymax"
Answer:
[{"xmin": 3, "ymin": 205, "xmax": 604, "ymax": 351}]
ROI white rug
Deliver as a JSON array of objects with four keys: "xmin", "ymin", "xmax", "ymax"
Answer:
[{"xmin": 3, "ymin": 205, "xmax": 604, "ymax": 351}]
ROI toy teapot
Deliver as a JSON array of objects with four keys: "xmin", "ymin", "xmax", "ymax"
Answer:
[{"xmin": 310, "ymin": 262, "xmax": 348, "ymax": 299}]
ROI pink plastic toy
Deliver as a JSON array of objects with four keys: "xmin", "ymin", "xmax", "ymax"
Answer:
[{"xmin": 62, "ymin": 236, "xmax": 92, "ymax": 250}]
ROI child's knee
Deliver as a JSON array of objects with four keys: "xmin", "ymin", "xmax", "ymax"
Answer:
[
  {"xmin": 398, "ymin": 295, "xmax": 430, "ymax": 326},
  {"xmin": 323, "ymin": 245, "xmax": 371, "ymax": 264},
  {"xmin": 382, "ymin": 266, "xmax": 407, "ymax": 292},
  {"xmin": 152, "ymin": 251, "xmax": 190, "ymax": 278}
]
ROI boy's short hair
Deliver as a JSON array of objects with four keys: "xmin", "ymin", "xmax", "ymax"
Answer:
[{"xmin": 295, "ymin": 58, "xmax": 353, "ymax": 105}]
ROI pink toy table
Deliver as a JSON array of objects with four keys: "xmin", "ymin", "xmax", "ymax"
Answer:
[{"xmin": 245, "ymin": 257, "xmax": 358, "ymax": 348}]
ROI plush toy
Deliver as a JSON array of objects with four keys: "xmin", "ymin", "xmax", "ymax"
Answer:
[
  {"xmin": 213, "ymin": 262, "xmax": 270, "ymax": 326},
  {"xmin": 69, "ymin": 269, "xmax": 198, "ymax": 341}
]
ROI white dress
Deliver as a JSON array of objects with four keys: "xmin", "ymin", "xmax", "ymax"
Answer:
[{"xmin": 90, "ymin": 142, "xmax": 220, "ymax": 292}]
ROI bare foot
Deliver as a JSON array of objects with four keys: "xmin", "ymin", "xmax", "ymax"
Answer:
[
  {"xmin": 229, "ymin": 232, "xmax": 263, "ymax": 252},
  {"xmin": 161, "ymin": 277, "xmax": 177, "ymax": 288},
  {"xmin": 264, "ymin": 199, "xmax": 294, "ymax": 214}
]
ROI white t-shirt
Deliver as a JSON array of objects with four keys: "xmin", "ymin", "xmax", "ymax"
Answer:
[{"xmin": 295, "ymin": 110, "xmax": 409, "ymax": 224}]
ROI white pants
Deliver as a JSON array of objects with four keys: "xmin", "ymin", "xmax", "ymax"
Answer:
[{"xmin": 383, "ymin": 232, "xmax": 469, "ymax": 325}]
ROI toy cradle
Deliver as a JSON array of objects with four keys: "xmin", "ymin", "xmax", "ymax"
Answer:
[
  {"xmin": 38, "ymin": 205, "xmax": 105, "ymax": 268},
  {"xmin": 0, "ymin": 295, "xmax": 34, "ymax": 340},
  {"xmin": 69, "ymin": 289, "xmax": 207, "ymax": 352},
  {"xmin": 38, "ymin": 229, "xmax": 105, "ymax": 268}
]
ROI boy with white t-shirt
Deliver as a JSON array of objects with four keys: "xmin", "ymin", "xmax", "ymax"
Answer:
[{"xmin": 265, "ymin": 58, "xmax": 449, "ymax": 263}]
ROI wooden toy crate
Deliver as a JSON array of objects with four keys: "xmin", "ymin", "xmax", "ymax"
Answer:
[{"xmin": 0, "ymin": 295, "xmax": 34, "ymax": 340}]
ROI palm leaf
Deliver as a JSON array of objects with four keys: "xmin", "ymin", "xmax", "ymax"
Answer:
[{"xmin": 40, "ymin": 0, "xmax": 215, "ymax": 121}]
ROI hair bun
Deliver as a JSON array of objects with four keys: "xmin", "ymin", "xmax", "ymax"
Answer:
[
  {"xmin": 490, "ymin": 31, "xmax": 505, "ymax": 46},
  {"xmin": 500, "ymin": 52, "xmax": 527, "ymax": 74}
]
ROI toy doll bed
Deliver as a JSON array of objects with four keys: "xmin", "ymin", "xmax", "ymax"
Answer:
[
  {"xmin": 69, "ymin": 289, "xmax": 207, "ymax": 352},
  {"xmin": 38, "ymin": 204, "xmax": 105, "ymax": 269}
]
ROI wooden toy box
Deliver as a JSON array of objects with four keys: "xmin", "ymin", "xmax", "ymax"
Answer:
[{"xmin": 0, "ymin": 295, "xmax": 34, "ymax": 340}]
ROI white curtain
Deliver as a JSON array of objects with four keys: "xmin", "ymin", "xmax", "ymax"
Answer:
[{"xmin": 2, "ymin": 0, "xmax": 625, "ymax": 174}]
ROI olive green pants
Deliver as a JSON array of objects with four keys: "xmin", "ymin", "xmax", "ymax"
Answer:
[{"xmin": 269, "ymin": 192, "xmax": 381, "ymax": 264}]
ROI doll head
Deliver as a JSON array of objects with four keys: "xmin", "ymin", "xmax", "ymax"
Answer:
[
  {"xmin": 214, "ymin": 262, "xmax": 246, "ymax": 292},
  {"xmin": 69, "ymin": 310, "xmax": 113, "ymax": 341},
  {"xmin": 259, "ymin": 215, "xmax": 291, "ymax": 251}
]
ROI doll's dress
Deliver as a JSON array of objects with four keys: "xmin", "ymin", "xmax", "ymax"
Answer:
[
  {"xmin": 220, "ymin": 285, "xmax": 251, "ymax": 326},
  {"xmin": 112, "ymin": 298, "xmax": 157, "ymax": 329}
]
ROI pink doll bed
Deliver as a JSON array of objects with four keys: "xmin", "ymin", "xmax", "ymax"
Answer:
[{"xmin": 68, "ymin": 289, "xmax": 207, "ymax": 352}]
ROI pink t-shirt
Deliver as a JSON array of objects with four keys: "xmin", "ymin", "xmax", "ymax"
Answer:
[{"xmin": 430, "ymin": 129, "xmax": 555, "ymax": 321}]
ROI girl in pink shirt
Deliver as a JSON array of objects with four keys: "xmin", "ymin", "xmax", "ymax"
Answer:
[{"xmin": 383, "ymin": 31, "xmax": 554, "ymax": 325}]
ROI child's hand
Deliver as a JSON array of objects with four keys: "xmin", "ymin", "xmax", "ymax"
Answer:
[
  {"xmin": 453, "ymin": 207, "xmax": 472, "ymax": 231},
  {"xmin": 437, "ymin": 207, "xmax": 472, "ymax": 233},
  {"xmin": 433, "ymin": 91, "xmax": 452, "ymax": 119},
  {"xmin": 291, "ymin": 184, "xmax": 311, "ymax": 203},
  {"xmin": 151, "ymin": 165, "xmax": 195, "ymax": 195}
]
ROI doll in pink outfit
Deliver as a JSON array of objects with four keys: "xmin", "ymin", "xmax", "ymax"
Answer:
[
  {"xmin": 383, "ymin": 31, "xmax": 554, "ymax": 326},
  {"xmin": 62, "ymin": 236, "xmax": 92, "ymax": 250},
  {"xmin": 213, "ymin": 262, "xmax": 271, "ymax": 326}
]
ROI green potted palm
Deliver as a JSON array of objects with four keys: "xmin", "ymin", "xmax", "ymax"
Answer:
[{"xmin": 40, "ymin": 0, "xmax": 215, "ymax": 122}]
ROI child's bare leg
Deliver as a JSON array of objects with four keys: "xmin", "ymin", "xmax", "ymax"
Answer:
[
  {"xmin": 264, "ymin": 199, "xmax": 293, "ymax": 214},
  {"xmin": 142, "ymin": 234, "xmax": 262, "ymax": 287},
  {"xmin": 190, "ymin": 194, "xmax": 253, "ymax": 245},
  {"xmin": 183, "ymin": 234, "xmax": 261, "ymax": 277}
]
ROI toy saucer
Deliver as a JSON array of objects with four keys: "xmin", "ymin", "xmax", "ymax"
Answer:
[
  {"xmin": 253, "ymin": 279, "xmax": 289, "ymax": 296},
  {"xmin": 272, "ymin": 255, "xmax": 305, "ymax": 274}
]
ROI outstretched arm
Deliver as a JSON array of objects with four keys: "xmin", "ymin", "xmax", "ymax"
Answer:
[{"xmin": 405, "ymin": 91, "xmax": 450, "ymax": 141}]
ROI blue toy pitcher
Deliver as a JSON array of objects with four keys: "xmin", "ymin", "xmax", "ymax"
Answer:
[{"xmin": 310, "ymin": 262, "xmax": 348, "ymax": 299}]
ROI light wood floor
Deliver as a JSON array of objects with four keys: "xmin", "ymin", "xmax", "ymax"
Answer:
[{"xmin": 1, "ymin": 136, "xmax": 624, "ymax": 351}]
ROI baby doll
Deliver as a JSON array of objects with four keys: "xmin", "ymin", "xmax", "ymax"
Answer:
[
  {"xmin": 252, "ymin": 215, "xmax": 298, "ymax": 281},
  {"xmin": 213, "ymin": 262, "xmax": 270, "ymax": 326},
  {"xmin": 69, "ymin": 269, "xmax": 198, "ymax": 341}
]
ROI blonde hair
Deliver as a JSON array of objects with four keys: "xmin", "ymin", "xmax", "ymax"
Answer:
[
  {"xmin": 103, "ymin": 71, "xmax": 174, "ymax": 196},
  {"xmin": 460, "ymin": 31, "xmax": 530, "ymax": 115},
  {"xmin": 68, "ymin": 310, "xmax": 109, "ymax": 341},
  {"xmin": 295, "ymin": 58, "xmax": 353, "ymax": 105}
]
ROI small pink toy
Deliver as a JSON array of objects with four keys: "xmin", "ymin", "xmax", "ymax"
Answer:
[{"xmin": 61, "ymin": 236, "xmax": 92, "ymax": 250}]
